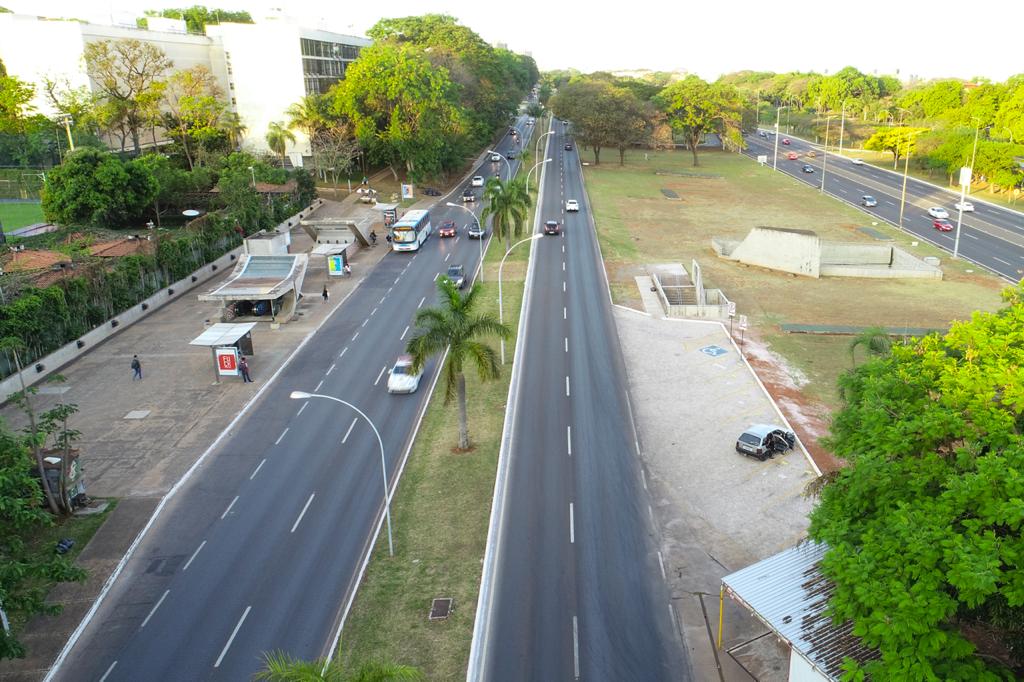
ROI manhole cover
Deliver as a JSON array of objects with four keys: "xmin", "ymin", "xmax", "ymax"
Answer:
[
  {"xmin": 429, "ymin": 597, "xmax": 453, "ymax": 621},
  {"xmin": 124, "ymin": 410, "xmax": 151, "ymax": 420}
]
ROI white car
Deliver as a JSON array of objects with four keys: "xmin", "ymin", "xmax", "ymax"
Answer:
[
  {"xmin": 471, "ymin": 175, "xmax": 484, "ymax": 187},
  {"xmin": 387, "ymin": 355, "xmax": 423, "ymax": 394},
  {"xmin": 566, "ymin": 199, "xmax": 579, "ymax": 212},
  {"xmin": 851, "ymin": 158, "xmax": 865, "ymax": 166},
  {"xmin": 527, "ymin": 118, "xmax": 535, "ymax": 125},
  {"xmin": 490, "ymin": 153, "xmax": 502, "ymax": 162},
  {"xmin": 927, "ymin": 207, "xmax": 949, "ymax": 219},
  {"xmin": 954, "ymin": 201, "xmax": 975, "ymax": 212}
]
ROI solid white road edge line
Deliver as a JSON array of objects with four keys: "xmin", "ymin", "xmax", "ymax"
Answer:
[
  {"xmin": 42, "ymin": 254, "xmax": 371, "ymax": 681},
  {"xmin": 213, "ymin": 605, "xmax": 251, "ymax": 668}
]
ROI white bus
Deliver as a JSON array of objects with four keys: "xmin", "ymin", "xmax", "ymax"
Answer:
[{"xmin": 390, "ymin": 209, "xmax": 432, "ymax": 252}]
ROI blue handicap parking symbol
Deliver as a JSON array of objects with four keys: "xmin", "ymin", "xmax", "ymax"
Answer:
[{"xmin": 699, "ymin": 345, "xmax": 728, "ymax": 358}]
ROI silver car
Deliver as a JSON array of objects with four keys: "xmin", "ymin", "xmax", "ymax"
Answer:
[{"xmin": 736, "ymin": 424, "xmax": 796, "ymax": 461}]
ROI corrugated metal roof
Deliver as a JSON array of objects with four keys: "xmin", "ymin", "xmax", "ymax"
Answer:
[
  {"xmin": 198, "ymin": 254, "xmax": 306, "ymax": 301},
  {"xmin": 723, "ymin": 542, "xmax": 879, "ymax": 680},
  {"xmin": 189, "ymin": 322, "xmax": 257, "ymax": 347}
]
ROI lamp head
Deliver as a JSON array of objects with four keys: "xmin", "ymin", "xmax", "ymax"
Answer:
[{"xmin": 290, "ymin": 391, "xmax": 311, "ymax": 400}]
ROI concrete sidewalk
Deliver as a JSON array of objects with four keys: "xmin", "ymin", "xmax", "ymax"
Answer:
[{"xmin": 0, "ymin": 197, "xmax": 389, "ymax": 681}]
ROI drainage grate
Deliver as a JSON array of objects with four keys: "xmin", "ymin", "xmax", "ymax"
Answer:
[{"xmin": 429, "ymin": 597, "xmax": 453, "ymax": 621}]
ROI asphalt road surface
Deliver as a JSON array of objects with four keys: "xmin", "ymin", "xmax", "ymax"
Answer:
[
  {"xmin": 474, "ymin": 121, "xmax": 687, "ymax": 680},
  {"xmin": 52, "ymin": 120, "xmax": 530, "ymax": 682},
  {"xmin": 744, "ymin": 131, "xmax": 1024, "ymax": 282}
]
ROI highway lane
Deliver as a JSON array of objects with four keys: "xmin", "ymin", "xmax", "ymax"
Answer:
[
  {"xmin": 743, "ymin": 132, "xmax": 1024, "ymax": 282},
  {"xmin": 479, "ymin": 121, "xmax": 686, "ymax": 680},
  {"xmin": 53, "ymin": 121, "xmax": 530, "ymax": 682}
]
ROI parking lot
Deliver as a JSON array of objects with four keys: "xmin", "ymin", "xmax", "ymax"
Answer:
[{"xmin": 615, "ymin": 307, "xmax": 817, "ymax": 680}]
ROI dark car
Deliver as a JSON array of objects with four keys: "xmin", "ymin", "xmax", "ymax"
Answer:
[
  {"xmin": 801, "ymin": 164, "xmax": 815, "ymax": 173},
  {"xmin": 446, "ymin": 264, "xmax": 466, "ymax": 289},
  {"xmin": 544, "ymin": 220, "xmax": 561, "ymax": 235},
  {"xmin": 507, "ymin": 151, "xmax": 517, "ymax": 160},
  {"xmin": 423, "ymin": 187, "xmax": 441, "ymax": 196},
  {"xmin": 564, "ymin": 142, "xmax": 573, "ymax": 151},
  {"xmin": 933, "ymin": 218, "xmax": 954, "ymax": 232},
  {"xmin": 439, "ymin": 219, "xmax": 457, "ymax": 237},
  {"xmin": 462, "ymin": 188, "xmax": 476, "ymax": 202},
  {"xmin": 467, "ymin": 222, "xmax": 486, "ymax": 239}
]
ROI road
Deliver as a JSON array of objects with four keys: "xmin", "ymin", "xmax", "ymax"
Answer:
[
  {"xmin": 52, "ymin": 120, "xmax": 530, "ymax": 682},
  {"xmin": 743, "ymin": 131, "xmax": 1024, "ymax": 282},
  {"xmin": 473, "ymin": 121, "xmax": 687, "ymax": 680}
]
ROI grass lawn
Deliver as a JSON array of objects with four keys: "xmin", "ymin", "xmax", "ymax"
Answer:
[
  {"xmin": 0, "ymin": 202, "xmax": 44, "ymax": 231},
  {"xmin": 584, "ymin": 148, "xmax": 1006, "ymax": 407},
  {"xmin": 337, "ymin": 127, "xmax": 541, "ymax": 678}
]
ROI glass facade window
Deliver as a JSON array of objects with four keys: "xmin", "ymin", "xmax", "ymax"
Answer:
[{"xmin": 300, "ymin": 37, "xmax": 362, "ymax": 95}]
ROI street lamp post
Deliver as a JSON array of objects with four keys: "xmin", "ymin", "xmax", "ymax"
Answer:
[
  {"xmin": 897, "ymin": 130, "xmax": 923, "ymax": 229},
  {"xmin": 525, "ymin": 159, "xmax": 552, "ymax": 191},
  {"xmin": 247, "ymin": 165, "xmax": 256, "ymax": 188},
  {"xmin": 772, "ymin": 106, "xmax": 788, "ymax": 171},
  {"xmin": 953, "ymin": 166, "xmax": 971, "ymax": 259},
  {"xmin": 447, "ymin": 201, "xmax": 484, "ymax": 282},
  {"xmin": 838, "ymin": 101, "xmax": 847, "ymax": 156},
  {"xmin": 57, "ymin": 114, "xmax": 75, "ymax": 152},
  {"xmin": 288, "ymin": 391, "xmax": 394, "ymax": 556},
  {"xmin": 487, "ymin": 149, "xmax": 511, "ymax": 181},
  {"xmin": 498, "ymin": 234, "xmax": 543, "ymax": 364},
  {"xmin": 968, "ymin": 119, "xmax": 989, "ymax": 196},
  {"xmin": 535, "ymin": 130, "xmax": 555, "ymax": 189},
  {"xmin": 820, "ymin": 116, "xmax": 834, "ymax": 194}
]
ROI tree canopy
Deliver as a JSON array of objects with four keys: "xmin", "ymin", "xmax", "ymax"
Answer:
[
  {"xmin": 41, "ymin": 147, "xmax": 157, "ymax": 227},
  {"xmin": 655, "ymin": 76, "xmax": 742, "ymax": 166},
  {"xmin": 141, "ymin": 6, "xmax": 253, "ymax": 32},
  {"xmin": 809, "ymin": 284, "xmax": 1024, "ymax": 679}
]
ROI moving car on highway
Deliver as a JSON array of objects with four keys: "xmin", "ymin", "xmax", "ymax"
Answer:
[
  {"xmin": 933, "ymin": 219, "xmax": 954, "ymax": 232},
  {"xmin": 467, "ymin": 222, "xmax": 486, "ymax": 239},
  {"xmin": 801, "ymin": 164, "xmax": 815, "ymax": 173},
  {"xmin": 851, "ymin": 158, "xmax": 865, "ymax": 165},
  {"xmin": 955, "ymin": 200, "xmax": 975, "ymax": 212},
  {"xmin": 928, "ymin": 206, "xmax": 949, "ymax": 219},
  {"xmin": 782, "ymin": 138, "xmax": 791, "ymax": 145},
  {"xmin": 462, "ymin": 188, "xmax": 476, "ymax": 202},
  {"xmin": 786, "ymin": 152, "xmax": 798, "ymax": 160},
  {"xmin": 564, "ymin": 142, "xmax": 573, "ymax": 151},
  {"xmin": 544, "ymin": 220, "xmax": 561, "ymax": 235},
  {"xmin": 861, "ymin": 195, "xmax": 878, "ymax": 207},
  {"xmin": 471, "ymin": 175, "xmax": 485, "ymax": 187},
  {"xmin": 566, "ymin": 199, "xmax": 579, "ymax": 212},
  {"xmin": 446, "ymin": 264, "xmax": 466, "ymax": 289},
  {"xmin": 387, "ymin": 355, "xmax": 423, "ymax": 394},
  {"xmin": 439, "ymin": 220, "xmax": 457, "ymax": 238},
  {"xmin": 490, "ymin": 153, "xmax": 502, "ymax": 162}
]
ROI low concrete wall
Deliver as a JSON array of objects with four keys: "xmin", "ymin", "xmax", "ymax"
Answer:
[
  {"xmin": 820, "ymin": 242, "xmax": 894, "ymax": 265},
  {"xmin": 726, "ymin": 227, "xmax": 821, "ymax": 278},
  {"xmin": 1, "ymin": 202, "xmax": 322, "ymax": 402}
]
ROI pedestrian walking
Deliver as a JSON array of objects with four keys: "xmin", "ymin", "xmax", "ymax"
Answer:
[
  {"xmin": 322, "ymin": 285, "xmax": 329, "ymax": 303},
  {"xmin": 343, "ymin": 263, "xmax": 352, "ymax": 277},
  {"xmin": 239, "ymin": 356, "xmax": 253, "ymax": 383},
  {"xmin": 385, "ymin": 234, "xmax": 392, "ymax": 245},
  {"xmin": 130, "ymin": 355, "xmax": 142, "ymax": 380},
  {"xmin": 370, "ymin": 230, "xmax": 377, "ymax": 246}
]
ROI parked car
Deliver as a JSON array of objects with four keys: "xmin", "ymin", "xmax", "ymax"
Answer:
[
  {"xmin": 446, "ymin": 264, "xmax": 466, "ymax": 289},
  {"xmin": 462, "ymin": 188, "xmax": 476, "ymax": 202},
  {"xmin": 801, "ymin": 164, "xmax": 815, "ymax": 173},
  {"xmin": 564, "ymin": 142, "xmax": 573, "ymax": 151},
  {"xmin": 438, "ymin": 220, "xmax": 457, "ymax": 238},
  {"xmin": 467, "ymin": 222, "xmax": 486, "ymax": 239},
  {"xmin": 735, "ymin": 424, "xmax": 796, "ymax": 461},
  {"xmin": 566, "ymin": 199, "xmax": 580, "ymax": 212},
  {"xmin": 387, "ymin": 355, "xmax": 423, "ymax": 394},
  {"xmin": 786, "ymin": 152, "xmax": 798, "ymax": 160},
  {"xmin": 933, "ymin": 218, "xmax": 954, "ymax": 232},
  {"xmin": 423, "ymin": 187, "xmax": 441, "ymax": 196},
  {"xmin": 471, "ymin": 175, "xmax": 485, "ymax": 187},
  {"xmin": 782, "ymin": 138, "xmax": 791, "ymax": 145},
  {"xmin": 544, "ymin": 220, "xmax": 561, "ymax": 235},
  {"xmin": 851, "ymin": 158, "xmax": 865, "ymax": 166},
  {"xmin": 954, "ymin": 200, "xmax": 975, "ymax": 212},
  {"xmin": 927, "ymin": 206, "xmax": 949, "ymax": 219},
  {"xmin": 861, "ymin": 195, "xmax": 878, "ymax": 207}
]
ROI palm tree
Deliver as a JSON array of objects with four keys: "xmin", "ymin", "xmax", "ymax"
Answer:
[
  {"xmin": 407, "ymin": 277, "xmax": 511, "ymax": 450},
  {"xmin": 286, "ymin": 94, "xmax": 331, "ymax": 142},
  {"xmin": 480, "ymin": 175, "xmax": 531, "ymax": 254},
  {"xmin": 848, "ymin": 326, "xmax": 893, "ymax": 367},
  {"xmin": 265, "ymin": 121, "xmax": 296, "ymax": 166},
  {"xmin": 255, "ymin": 652, "xmax": 422, "ymax": 682},
  {"xmin": 220, "ymin": 111, "xmax": 247, "ymax": 151}
]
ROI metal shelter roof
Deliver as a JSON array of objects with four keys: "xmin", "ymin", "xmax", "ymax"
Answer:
[
  {"xmin": 311, "ymin": 243, "xmax": 349, "ymax": 256},
  {"xmin": 198, "ymin": 254, "xmax": 307, "ymax": 302},
  {"xmin": 722, "ymin": 541, "xmax": 879, "ymax": 680},
  {"xmin": 189, "ymin": 322, "xmax": 257, "ymax": 347}
]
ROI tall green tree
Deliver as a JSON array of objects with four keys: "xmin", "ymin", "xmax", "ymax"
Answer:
[
  {"xmin": 480, "ymin": 175, "xmax": 530, "ymax": 254},
  {"xmin": 83, "ymin": 39, "xmax": 171, "ymax": 154},
  {"xmin": 809, "ymin": 284, "xmax": 1024, "ymax": 679},
  {"xmin": 265, "ymin": 121, "xmax": 295, "ymax": 166},
  {"xmin": 162, "ymin": 65, "xmax": 226, "ymax": 170},
  {"xmin": 141, "ymin": 6, "xmax": 253, "ymax": 32},
  {"xmin": 655, "ymin": 76, "xmax": 742, "ymax": 166},
  {"xmin": 406, "ymin": 278, "xmax": 510, "ymax": 450},
  {"xmin": 863, "ymin": 126, "xmax": 928, "ymax": 167},
  {"xmin": 41, "ymin": 147, "xmax": 157, "ymax": 227},
  {"xmin": 255, "ymin": 651, "xmax": 422, "ymax": 682}
]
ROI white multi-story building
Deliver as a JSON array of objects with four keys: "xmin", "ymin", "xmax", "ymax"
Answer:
[{"xmin": 0, "ymin": 12, "xmax": 369, "ymax": 166}]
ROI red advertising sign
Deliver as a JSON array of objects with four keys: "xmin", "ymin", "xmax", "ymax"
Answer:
[{"xmin": 216, "ymin": 347, "xmax": 239, "ymax": 375}]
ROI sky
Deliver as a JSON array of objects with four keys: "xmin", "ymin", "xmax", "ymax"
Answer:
[{"xmin": 5, "ymin": 0, "xmax": 1020, "ymax": 83}]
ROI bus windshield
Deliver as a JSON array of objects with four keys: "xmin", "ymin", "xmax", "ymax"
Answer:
[{"xmin": 392, "ymin": 227, "xmax": 418, "ymax": 243}]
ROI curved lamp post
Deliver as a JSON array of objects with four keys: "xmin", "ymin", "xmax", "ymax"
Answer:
[
  {"xmin": 526, "ymin": 159, "xmax": 552, "ymax": 190},
  {"xmin": 486, "ymin": 149, "xmax": 511, "ymax": 180},
  {"xmin": 288, "ymin": 391, "xmax": 394, "ymax": 556},
  {"xmin": 498, "ymin": 234, "xmax": 543, "ymax": 364}
]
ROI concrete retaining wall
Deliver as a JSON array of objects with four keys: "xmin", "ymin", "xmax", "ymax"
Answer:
[
  {"xmin": 727, "ymin": 227, "xmax": 820, "ymax": 277},
  {"xmin": 820, "ymin": 242, "xmax": 893, "ymax": 265},
  {"xmin": 1, "ymin": 201, "xmax": 322, "ymax": 402}
]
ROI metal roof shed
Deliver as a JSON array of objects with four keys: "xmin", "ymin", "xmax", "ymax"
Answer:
[
  {"xmin": 190, "ymin": 323, "xmax": 257, "ymax": 383},
  {"xmin": 720, "ymin": 541, "xmax": 879, "ymax": 681}
]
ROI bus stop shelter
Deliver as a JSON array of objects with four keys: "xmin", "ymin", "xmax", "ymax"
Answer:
[{"xmin": 189, "ymin": 322, "xmax": 257, "ymax": 383}]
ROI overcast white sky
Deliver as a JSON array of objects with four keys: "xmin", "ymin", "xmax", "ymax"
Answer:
[{"xmin": 5, "ymin": 0, "xmax": 1019, "ymax": 83}]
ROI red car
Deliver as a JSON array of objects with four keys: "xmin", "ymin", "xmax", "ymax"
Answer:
[
  {"xmin": 544, "ymin": 220, "xmax": 561, "ymax": 235},
  {"xmin": 438, "ymin": 219, "xmax": 457, "ymax": 237},
  {"xmin": 786, "ymin": 152, "xmax": 798, "ymax": 160},
  {"xmin": 782, "ymin": 138, "xmax": 791, "ymax": 145},
  {"xmin": 933, "ymin": 218, "xmax": 954, "ymax": 232}
]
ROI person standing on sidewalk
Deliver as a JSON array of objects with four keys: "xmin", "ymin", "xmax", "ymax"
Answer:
[
  {"xmin": 322, "ymin": 285, "xmax": 329, "ymax": 303},
  {"xmin": 239, "ymin": 356, "xmax": 253, "ymax": 383},
  {"xmin": 130, "ymin": 355, "xmax": 142, "ymax": 380}
]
